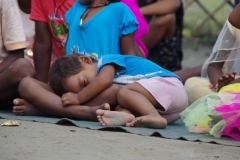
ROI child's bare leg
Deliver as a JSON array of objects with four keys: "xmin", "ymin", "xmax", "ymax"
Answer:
[
  {"xmin": 142, "ymin": 14, "xmax": 176, "ymax": 51},
  {"xmin": 0, "ymin": 59, "xmax": 35, "ymax": 101},
  {"xmin": 115, "ymin": 105, "xmax": 132, "ymax": 114},
  {"xmin": 13, "ymin": 97, "xmax": 109, "ymax": 118},
  {"xmin": 13, "ymin": 77, "xmax": 119, "ymax": 121},
  {"xmin": 96, "ymin": 107, "xmax": 135, "ymax": 126},
  {"xmin": 217, "ymin": 72, "xmax": 236, "ymax": 91},
  {"xmin": 118, "ymin": 83, "xmax": 167, "ymax": 129}
]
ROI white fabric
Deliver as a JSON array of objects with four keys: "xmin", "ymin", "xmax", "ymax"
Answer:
[
  {"xmin": 0, "ymin": 0, "xmax": 26, "ymax": 58},
  {"xmin": 19, "ymin": 7, "xmax": 35, "ymax": 49},
  {"xmin": 201, "ymin": 20, "xmax": 240, "ymax": 78}
]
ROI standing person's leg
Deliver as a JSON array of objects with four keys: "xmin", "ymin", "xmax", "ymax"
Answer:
[
  {"xmin": 13, "ymin": 77, "xmax": 120, "ymax": 121},
  {"xmin": 0, "ymin": 59, "xmax": 35, "ymax": 106}
]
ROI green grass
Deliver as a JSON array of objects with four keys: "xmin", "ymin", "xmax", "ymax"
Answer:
[{"xmin": 183, "ymin": 0, "xmax": 234, "ymax": 39}]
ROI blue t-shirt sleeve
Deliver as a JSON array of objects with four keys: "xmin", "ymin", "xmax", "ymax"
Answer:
[
  {"xmin": 97, "ymin": 55, "xmax": 127, "ymax": 75},
  {"xmin": 118, "ymin": 3, "xmax": 138, "ymax": 36}
]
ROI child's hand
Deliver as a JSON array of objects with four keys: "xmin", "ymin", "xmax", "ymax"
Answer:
[
  {"xmin": 217, "ymin": 72, "xmax": 236, "ymax": 91},
  {"xmin": 62, "ymin": 92, "xmax": 80, "ymax": 106}
]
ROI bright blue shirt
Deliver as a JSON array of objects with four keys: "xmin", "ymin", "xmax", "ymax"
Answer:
[
  {"xmin": 66, "ymin": 1, "xmax": 138, "ymax": 60},
  {"xmin": 97, "ymin": 54, "xmax": 181, "ymax": 84}
]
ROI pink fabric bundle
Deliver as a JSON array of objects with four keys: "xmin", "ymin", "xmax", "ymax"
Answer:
[
  {"xmin": 121, "ymin": 0, "xmax": 149, "ymax": 57},
  {"xmin": 215, "ymin": 93, "xmax": 240, "ymax": 140}
]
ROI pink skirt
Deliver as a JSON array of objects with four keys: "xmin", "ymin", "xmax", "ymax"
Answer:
[{"xmin": 137, "ymin": 77, "xmax": 188, "ymax": 123}]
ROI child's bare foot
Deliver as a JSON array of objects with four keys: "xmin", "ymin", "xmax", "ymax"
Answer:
[
  {"xmin": 126, "ymin": 115, "xmax": 167, "ymax": 129},
  {"xmin": 13, "ymin": 98, "xmax": 43, "ymax": 116},
  {"xmin": 217, "ymin": 72, "xmax": 236, "ymax": 91},
  {"xmin": 96, "ymin": 110, "xmax": 135, "ymax": 126}
]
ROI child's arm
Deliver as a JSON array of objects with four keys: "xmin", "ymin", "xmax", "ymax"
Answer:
[
  {"xmin": 228, "ymin": 77, "xmax": 240, "ymax": 86},
  {"xmin": 217, "ymin": 72, "xmax": 236, "ymax": 91},
  {"xmin": 140, "ymin": 0, "xmax": 181, "ymax": 16},
  {"xmin": 62, "ymin": 64, "xmax": 116, "ymax": 106},
  {"xmin": 229, "ymin": 3, "xmax": 240, "ymax": 29},
  {"xmin": 121, "ymin": 32, "xmax": 144, "ymax": 57},
  {"xmin": 207, "ymin": 62, "xmax": 224, "ymax": 85}
]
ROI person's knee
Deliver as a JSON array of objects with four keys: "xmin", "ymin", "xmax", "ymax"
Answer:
[
  {"xmin": 18, "ymin": 77, "xmax": 35, "ymax": 96},
  {"xmin": 102, "ymin": 84, "xmax": 120, "ymax": 106},
  {"xmin": 153, "ymin": 13, "xmax": 175, "ymax": 27},
  {"xmin": 117, "ymin": 86, "xmax": 129, "ymax": 102},
  {"xmin": 10, "ymin": 59, "xmax": 35, "ymax": 82},
  {"xmin": 84, "ymin": 84, "xmax": 120, "ymax": 107}
]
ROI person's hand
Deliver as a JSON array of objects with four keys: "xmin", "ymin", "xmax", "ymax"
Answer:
[
  {"xmin": 217, "ymin": 72, "xmax": 236, "ymax": 91},
  {"xmin": 62, "ymin": 92, "xmax": 80, "ymax": 106}
]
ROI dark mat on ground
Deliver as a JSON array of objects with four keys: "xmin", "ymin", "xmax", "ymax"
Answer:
[{"xmin": 0, "ymin": 110, "xmax": 239, "ymax": 147}]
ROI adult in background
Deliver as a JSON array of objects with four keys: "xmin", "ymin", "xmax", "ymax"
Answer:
[
  {"xmin": 0, "ymin": 0, "xmax": 35, "ymax": 108},
  {"xmin": 138, "ymin": 0, "xmax": 183, "ymax": 71},
  {"xmin": 185, "ymin": 4, "xmax": 240, "ymax": 104},
  {"xmin": 30, "ymin": 0, "xmax": 75, "ymax": 83},
  {"xmin": 17, "ymin": 0, "xmax": 34, "ymax": 64}
]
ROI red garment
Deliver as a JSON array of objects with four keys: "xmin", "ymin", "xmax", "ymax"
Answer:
[{"xmin": 30, "ymin": 0, "xmax": 75, "ymax": 57}]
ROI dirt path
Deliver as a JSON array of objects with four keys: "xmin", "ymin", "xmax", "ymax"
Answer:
[{"xmin": 0, "ymin": 119, "xmax": 239, "ymax": 160}]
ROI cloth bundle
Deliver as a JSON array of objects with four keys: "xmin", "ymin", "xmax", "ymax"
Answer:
[{"xmin": 181, "ymin": 84, "xmax": 240, "ymax": 140}]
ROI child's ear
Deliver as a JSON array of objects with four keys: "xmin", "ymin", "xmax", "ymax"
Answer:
[{"xmin": 79, "ymin": 56, "xmax": 93, "ymax": 64}]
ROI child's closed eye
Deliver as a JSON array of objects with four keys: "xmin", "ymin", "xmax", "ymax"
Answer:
[{"xmin": 84, "ymin": 78, "xmax": 87, "ymax": 87}]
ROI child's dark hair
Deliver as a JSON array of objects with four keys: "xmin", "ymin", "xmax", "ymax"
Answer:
[
  {"xmin": 109, "ymin": 0, "xmax": 120, "ymax": 2},
  {"xmin": 49, "ymin": 54, "xmax": 97, "ymax": 96}
]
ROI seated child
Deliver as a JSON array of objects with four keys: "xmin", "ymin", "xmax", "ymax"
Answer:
[
  {"xmin": 181, "ymin": 13, "xmax": 240, "ymax": 136},
  {"xmin": 65, "ymin": 0, "xmax": 143, "ymax": 58},
  {"xmin": 181, "ymin": 4, "xmax": 240, "ymax": 137},
  {"xmin": 49, "ymin": 53, "xmax": 188, "ymax": 129},
  {"xmin": 0, "ymin": 0, "xmax": 35, "ymax": 108},
  {"xmin": 185, "ymin": 3, "xmax": 240, "ymax": 104}
]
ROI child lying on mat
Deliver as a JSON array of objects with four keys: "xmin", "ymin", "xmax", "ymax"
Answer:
[{"xmin": 49, "ymin": 53, "xmax": 187, "ymax": 129}]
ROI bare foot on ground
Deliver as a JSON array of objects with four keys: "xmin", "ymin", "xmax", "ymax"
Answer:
[
  {"xmin": 126, "ymin": 115, "xmax": 167, "ymax": 129},
  {"xmin": 96, "ymin": 109, "xmax": 135, "ymax": 126},
  {"xmin": 217, "ymin": 72, "xmax": 236, "ymax": 91},
  {"xmin": 13, "ymin": 98, "xmax": 43, "ymax": 116}
]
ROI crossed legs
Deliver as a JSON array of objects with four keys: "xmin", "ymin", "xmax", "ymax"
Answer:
[
  {"xmin": 0, "ymin": 59, "xmax": 35, "ymax": 108},
  {"xmin": 13, "ymin": 77, "xmax": 120, "ymax": 121}
]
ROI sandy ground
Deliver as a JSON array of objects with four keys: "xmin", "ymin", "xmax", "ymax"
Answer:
[
  {"xmin": 1, "ymin": 41, "xmax": 240, "ymax": 160},
  {"xmin": 1, "ymin": 119, "xmax": 240, "ymax": 160}
]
